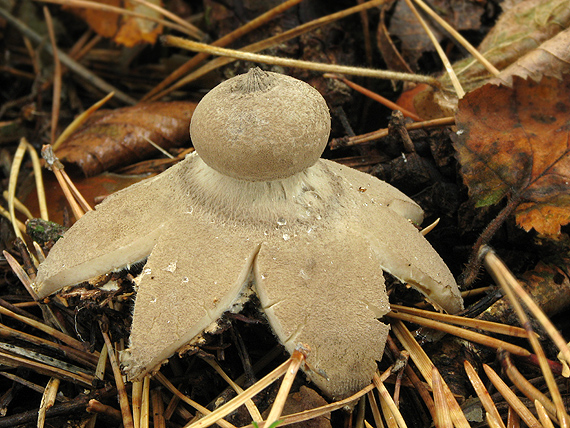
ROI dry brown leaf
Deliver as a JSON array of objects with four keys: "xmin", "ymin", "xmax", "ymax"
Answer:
[
  {"xmin": 490, "ymin": 27, "xmax": 570, "ymax": 86},
  {"xmin": 56, "ymin": 101, "xmax": 196, "ymax": 176},
  {"xmin": 65, "ymin": 0, "xmax": 164, "ymax": 47},
  {"xmin": 453, "ymin": 75, "xmax": 570, "ymax": 236}
]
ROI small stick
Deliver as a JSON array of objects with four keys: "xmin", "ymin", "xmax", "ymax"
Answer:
[
  {"xmin": 53, "ymin": 91, "xmax": 114, "ymax": 151},
  {"xmin": 87, "ymin": 399, "xmax": 122, "ymax": 421},
  {"xmin": 264, "ymin": 347, "xmax": 307, "ymax": 428},
  {"xmin": 37, "ymin": 377, "xmax": 60, "ymax": 428},
  {"xmin": 330, "ymin": 117, "xmax": 455, "ymax": 149}
]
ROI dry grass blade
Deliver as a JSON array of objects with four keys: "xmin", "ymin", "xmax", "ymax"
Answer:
[
  {"xmin": 151, "ymin": 388, "xmax": 166, "ymax": 428},
  {"xmin": 163, "ymin": 36, "xmax": 441, "ymax": 87},
  {"xmin": 386, "ymin": 310, "xmax": 531, "ymax": 356},
  {"xmin": 373, "ymin": 373, "xmax": 408, "ymax": 428},
  {"xmin": 391, "ymin": 320, "xmax": 471, "ymax": 428},
  {"xmin": 154, "ymin": 372, "xmax": 236, "ymax": 428},
  {"xmin": 390, "ymin": 304, "xmax": 528, "ymax": 338},
  {"xmin": 500, "ymin": 352, "xmax": 560, "ymax": 423},
  {"xmin": 3, "ymin": 191, "xmax": 34, "ymax": 220},
  {"xmin": 141, "ymin": 375, "xmax": 151, "ymax": 428},
  {"xmin": 507, "ymin": 407, "xmax": 521, "ymax": 428},
  {"xmin": 432, "ymin": 367, "xmax": 452, "ymax": 428},
  {"xmin": 264, "ymin": 348, "xmax": 306, "ymax": 428},
  {"xmin": 412, "ymin": 0, "xmax": 500, "ymax": 76},
  {"xmin": 0, "ymin": 293, "xmax": 88, "ymax": 352},
  {"xmin": 464, "ymin": 360, "xmax": 506, "ymax": 428},
  {"xmin": 3, "ymin": 250, "xmax": 37, "ymax": 300},
  {"xmin": 132, "ymin": 380, "xmax": 143, "ymax": 428},
  {"xmin": 183, "ymin": 358, "xmax": 292, "ymax": 428},
  {"xmin": 483, "ymin": 364, "xmax": 542, "ymax": 428},
  {"xmin": 203, "ymin": 358, "xmax": 262, "ymax": 422},
  {"xmin": 380, "ymin": 394, "xmax": 398, "ymax": 428},
  {"xmin": 367, "ymin": 390, "xmax": 384, "ymax": 428},
  {"xmin": 240, "ymin": 383, "xmax": 375, "ymax": 428},
  {"xmin": 482, "ymin": 247, "xmax": 570, "ymax": 427},
  {"xmin": 130, "ymin": 0, "xmax": 204, "ymax": 39},
  {"xmin": 402, "ymin": 0, "xmax": 464, "ymax": 97},
  {"xmin": 53, "ymin": 91, "xmax": 114, "ymax": 151}
]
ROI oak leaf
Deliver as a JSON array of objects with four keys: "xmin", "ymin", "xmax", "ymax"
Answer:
[{"xmin": 453, "ymin": 75, "xmax": 570, "ymax": 236}]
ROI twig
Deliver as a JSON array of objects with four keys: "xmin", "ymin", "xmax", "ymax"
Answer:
[
  {"xmin": 390, "ymin": 304, "xmax": 528, "ymax": 338},
  {"xmin": 329, "ymin": 117, "xmax": 455, "ymax": 149}
]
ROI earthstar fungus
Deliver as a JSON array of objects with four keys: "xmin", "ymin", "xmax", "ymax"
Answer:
[{"xmin": 35, "ymin": 68, "xmax": 463, "ymax": 399}]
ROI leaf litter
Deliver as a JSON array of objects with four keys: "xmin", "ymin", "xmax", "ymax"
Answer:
[{"xmin": 453, "ymin": 74, "xmax": 570, "ymax": 236}]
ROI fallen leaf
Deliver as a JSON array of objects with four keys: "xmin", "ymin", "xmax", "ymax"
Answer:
[
  {"xmin": 412, "ymin": 0, "xmax": 570, "ymax": 118},
  {"xmin": 56, "ymin": 101, "xmax": 196, "ymax": 176},
  {"xmin": 489, "ymin": 27, "xmax": 570, "ymax": 86},
  {"xmin": 453, "ymin": 75, "xmax": 570, "ymax": 236},
  {"xmin": 65, "ymin": 0, "xmax": 163, "ymax": 47}
]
